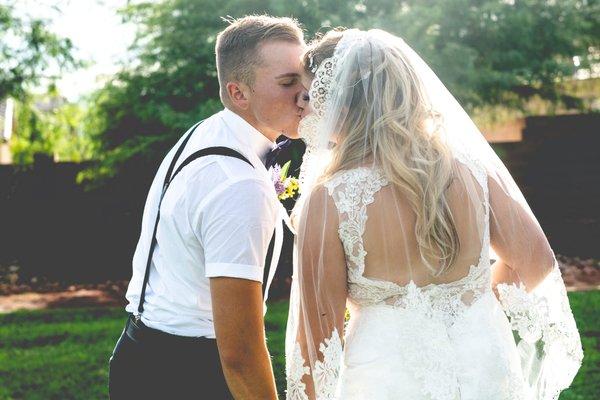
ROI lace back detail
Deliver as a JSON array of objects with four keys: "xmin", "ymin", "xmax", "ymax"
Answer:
[
  {"xmin": 324, "ymin": 165, "xmax": 492, "ymax": 324},
  {"xmin": 324, "ymin": 167, "xmax": 389, "ymax": 276}
]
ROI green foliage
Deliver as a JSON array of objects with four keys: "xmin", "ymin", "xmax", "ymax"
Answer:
[
  {"xmin": 559, "ymin": 290, "xmax": 600, "ymax": 400},
  {"xmin": 349, "ymin": 0, "xmax": 599, "ymax": 108},
  {"xmin": 82, "ymin": 0, "xmax": 599, "ymax": 183},
  {"xmin": 0, "ymin": 2, "xmax": 78, "ymax": 100},
  {"xmin": 10, "ymin": 94, "xmax": 95, "ymax": 165}
]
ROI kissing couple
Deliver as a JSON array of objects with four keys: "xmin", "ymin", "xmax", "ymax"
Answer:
[{"xmin": 108, "ymin": 15, "xmax": 582, "ymax": 400}]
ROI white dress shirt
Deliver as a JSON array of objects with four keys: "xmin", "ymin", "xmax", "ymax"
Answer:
[{"xmin": 125, "ymin": 108, "xmax": 283, "ymax": 338}]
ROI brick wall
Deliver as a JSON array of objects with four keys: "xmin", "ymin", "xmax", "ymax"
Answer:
[{"xmin": 495, "ymin": 114, "xmax": 600, "ymax": 258}]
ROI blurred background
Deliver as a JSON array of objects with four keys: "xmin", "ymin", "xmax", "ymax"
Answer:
[{"xmin": 0, "ymin": 0, "xmax": 598, "ymax": 398}]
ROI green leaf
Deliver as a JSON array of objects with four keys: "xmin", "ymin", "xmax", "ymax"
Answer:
[{"xmin": 280, "ymin": 160, "xmax": 291, "ymax": 179}]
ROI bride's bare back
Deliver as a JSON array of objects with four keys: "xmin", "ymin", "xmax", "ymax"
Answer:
[{"xmin": 361, "ymin": 160, "xmax": 484, "ymax": 288}]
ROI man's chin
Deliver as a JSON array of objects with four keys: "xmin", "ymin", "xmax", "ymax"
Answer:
[
  {"xmin": 280, "ymin": 122, "xmax": 301, "ymax": 139},
  {"xmin": 281, "ymin": 131, "xmax": 300, "ymax": 140}
]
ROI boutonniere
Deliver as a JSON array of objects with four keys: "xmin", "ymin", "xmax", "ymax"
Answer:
[{"xmin": 270, "ymin": 161, "xmax": 300, "ymax": 201}]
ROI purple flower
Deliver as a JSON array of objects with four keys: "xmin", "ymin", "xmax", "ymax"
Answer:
[
  {"xmin": 270, "ymin": 161, "xmax": 299, "ymax": 200},
  {"xmin": 274, "ymin": 180, "xmax": 286, "ymax": 195},
  {"xmin": 271, "ymin": 165, "xmax": 285, "ymax": 195}
]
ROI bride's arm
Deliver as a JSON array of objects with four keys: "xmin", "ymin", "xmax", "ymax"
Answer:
[
  {"xmin": 289, "ymin": 185, "xmax": 347, "ymax": 399},
  {"xmin": 488, "ymin": 174, "xmax": 555, "ymax": 293},
  {"xmin": 487, "ymin": 171, "xmax": 583, "ymax": 397}
]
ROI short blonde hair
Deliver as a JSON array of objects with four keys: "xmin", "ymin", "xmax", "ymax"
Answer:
[{"xmin": 216, "ymin": 15, "xmax": 304, "ymax": 106}]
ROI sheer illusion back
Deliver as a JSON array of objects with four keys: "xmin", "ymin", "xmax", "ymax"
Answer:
[{"xmin": 325, "ymin": 158, "xmax": 489, "ymax": 314}]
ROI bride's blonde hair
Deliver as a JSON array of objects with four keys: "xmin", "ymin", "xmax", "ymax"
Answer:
[{"xmin": 303, "ymin": 30, "xmax": 460, "ymax": 275}]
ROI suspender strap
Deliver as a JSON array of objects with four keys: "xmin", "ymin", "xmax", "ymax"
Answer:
[
  {"xmin": 137, "ymin": 123, "xmax": 255, "ymax": 317},
  {"xmin": 162, "ymin": 121, "xmax": 203, "ymax": 192},
  {"xmin": 168, "ymin": 147, "xmax": 253, "ymax": 191},
  {"xmin": 262, "ymin": 232, "xmax": 276, "ymax": 298}
]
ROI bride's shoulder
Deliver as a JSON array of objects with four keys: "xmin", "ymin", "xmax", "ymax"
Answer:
[
  {"xmin": 290, "ymin": 183, "xmax": 337, "ymax": 230},
  {"xmin": 323, "ymin": 166, "xmax": 387, "ymax": 192}
]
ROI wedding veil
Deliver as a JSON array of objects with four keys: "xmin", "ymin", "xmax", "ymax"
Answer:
[{"xmin": 285, "ymin": 29, "xmax": 582, "ymax": 399}]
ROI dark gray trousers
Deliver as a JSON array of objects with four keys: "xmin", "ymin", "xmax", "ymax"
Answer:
[{"xmin": 108, "ymin": 315, "xmax": 233, "ymax": 400}]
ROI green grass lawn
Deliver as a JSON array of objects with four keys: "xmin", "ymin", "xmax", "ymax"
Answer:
[{"xmin": 0, "ymin": 292, "xmax": 598, "ymax": 399}]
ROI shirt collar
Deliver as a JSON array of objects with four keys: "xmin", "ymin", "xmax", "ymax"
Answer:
[{"xmin": 220, "ymin": 108, "xmax": 275, "ymax": 164}]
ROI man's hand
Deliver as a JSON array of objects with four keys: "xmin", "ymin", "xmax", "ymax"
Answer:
[{"xmin": 210, "ymin": 277, "xmax": 278, "ymax": 399}]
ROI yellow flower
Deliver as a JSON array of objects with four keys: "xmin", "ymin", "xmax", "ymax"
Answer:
[{"xmin": 277, "ymin": 177, "xmax": 300, "ymax": 201}]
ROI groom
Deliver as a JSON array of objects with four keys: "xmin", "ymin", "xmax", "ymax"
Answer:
[{"xmin": 108, "ymin": 15, "xmax": 306, "ymax": 399}]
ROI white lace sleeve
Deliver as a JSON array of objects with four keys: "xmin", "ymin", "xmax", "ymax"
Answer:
[
  {"xmin": 487, "ymin": 162, "xmax": 583, "ymax": 399},
  {"xmin": 497, "ymin": 262, "xmax": 583, "ymax": 399}
]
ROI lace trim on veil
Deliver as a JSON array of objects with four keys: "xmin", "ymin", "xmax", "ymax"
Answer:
[
  {"xmin": 287, "ymin": 329, "xmax": 343, "ymax": 400},
  {"xmin": 497, "ymin": 266, "xmax": 583, "ymax": 398}
]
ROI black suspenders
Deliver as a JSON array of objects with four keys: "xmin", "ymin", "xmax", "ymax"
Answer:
[{"xmin": 135, "ymin": 121, "xmax": 264, "ymax": 320}]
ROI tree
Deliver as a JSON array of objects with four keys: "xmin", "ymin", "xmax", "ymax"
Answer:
[
  {"xmin": 83, "ymin": 0, "xmax": 598, "ymax": 183},
  {"xmin": 11, "ymin": 92, "xmax": 95, "ymax": 164},
  {"xmin": 321, "ymin": 0, "xmax": 598, "ymax": 108},
  {"xmin": 0, "ymin": 2, "xmax": 78, "ymax": 101}
]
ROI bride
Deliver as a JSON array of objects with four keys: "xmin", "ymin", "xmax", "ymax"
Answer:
[{"xmin": 285, "ymin": 28, "xmax": 583, "ymax": 400}]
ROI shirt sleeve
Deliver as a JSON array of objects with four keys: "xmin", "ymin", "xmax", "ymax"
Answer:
[{"xmin": 199, "ymin": 177, "xmax": 278, "ymax": 281}]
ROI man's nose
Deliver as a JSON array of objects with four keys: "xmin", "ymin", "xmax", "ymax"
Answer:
[{"xmin": 296, "ymin": 89, "xmax": 309, "ymax": 109}]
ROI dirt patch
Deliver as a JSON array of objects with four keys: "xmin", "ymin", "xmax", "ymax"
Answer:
[
  {"xmin": 0, "ymin": 279, "xmax": 129, "ymax": 313},
  {"xmin": 558, "ymin": 255, "xmax": 600, "ymax": 292},
  {"xmin": 0, "ymin": 289, "xmax": 126, "ymax": 313}
]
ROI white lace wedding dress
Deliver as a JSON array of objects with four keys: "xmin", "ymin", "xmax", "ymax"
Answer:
[
  {"xmin": 286, "ymin": 160, "xmax": 582, "ymax": 400},
  {"xmin": 328, "ymin": 163, "xmax": 523, "ymax": 400}
]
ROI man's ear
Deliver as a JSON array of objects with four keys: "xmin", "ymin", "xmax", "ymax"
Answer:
[{"xmin": 226, "ymin": 81, "xmax": 250, "ymax": 110}]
